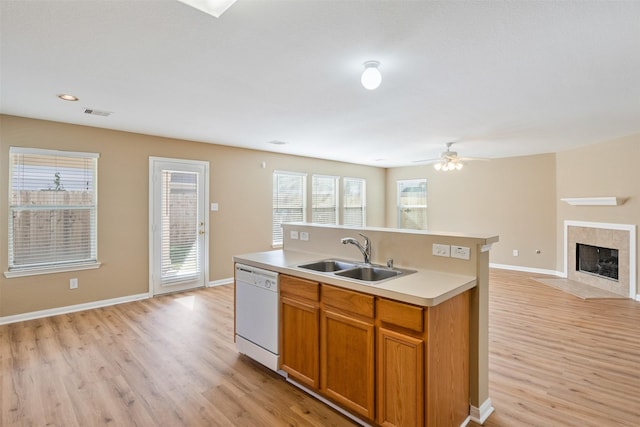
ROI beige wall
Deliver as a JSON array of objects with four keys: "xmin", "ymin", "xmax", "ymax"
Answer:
[
  {"xmin": 556, "ymin": 134, "xmax": 640, "ymax": 297},
  {"xmin": 2, "ymin": 113, "xmax": 637, "ymax": 316},
  {"xmin": 0, "ymin": 115, "xmax": 386, "ymax": 317},
  {"xmin": 386, "ymin": 153, "xmax": 558, "ymax": 271}
]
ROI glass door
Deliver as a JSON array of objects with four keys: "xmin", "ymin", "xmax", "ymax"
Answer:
[
  {"xmin": 150, "ymin": 157, "xmax": 209, "ymax": 295},
  {"xmin": 397, "ymin": 179, "xmax": 427, "ymax": 230}
]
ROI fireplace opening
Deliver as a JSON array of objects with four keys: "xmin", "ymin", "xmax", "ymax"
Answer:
[{"xmin": 576, "ymin": 243, "xmax": 619, "ymax": 281}]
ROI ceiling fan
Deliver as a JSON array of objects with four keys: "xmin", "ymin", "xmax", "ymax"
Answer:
[{"xmin": 415, "ymin": 142, "xmax": 487, "ymax": 171}]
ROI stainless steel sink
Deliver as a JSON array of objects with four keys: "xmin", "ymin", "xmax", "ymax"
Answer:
[
  {"xmin": 296, "ymin": 259, "xmax": 415, "ymax": 284},
  {"xmin": 297, "ymin": 260, "xmax": 357, "ymax": 272},
  {"xmin": 335, "ymin": 266, "xmax": 402, "ymax": 282}
]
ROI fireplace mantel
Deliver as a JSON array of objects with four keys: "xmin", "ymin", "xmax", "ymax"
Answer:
[{"xmin": 560, "ymin": 197, "xmax": 627, "ymax": 206}]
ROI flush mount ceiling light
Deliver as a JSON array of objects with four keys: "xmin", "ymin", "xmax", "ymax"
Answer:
[
  {"xmin": 361, "ymin": 61, "xmax": 382, "ymax": 90},
  {"xmin": 57, "ymin": 94, "xmax": 79, "ymax": 101},
  {"xmin": 177, "ymin": 0, "xmax": 237, "ymax": 18}
]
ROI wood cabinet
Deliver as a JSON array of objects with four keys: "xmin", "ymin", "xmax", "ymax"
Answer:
[
  {"xmin": 280, "ymin": 275, "xmax": 320, "ymax": 389},
  {"xmin": 279, "ymin": 274, "xmax": 470, "ymax": 427},
  {"xmin": 376, "ymin": 299, "xmax": 425, "ymax": 427},
  {"xmin": 377, "ymin": 294, "xmax": 470, "ymax": 427},
  {"xmin": 321, "ymin": 285, "xmax": 375, "ymax": 419}
]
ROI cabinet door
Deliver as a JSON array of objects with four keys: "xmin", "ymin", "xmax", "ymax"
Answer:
[
  {"xmin": 281, "ymin": 296, "xmax": 319, "ymax": 389},
  {"xmin": 321, "ymin": 309, "xmax": 375, "ymax": 420},
  {"xmin": 377, "ymin": 327, "xmax": 424, "ymax": 427}
]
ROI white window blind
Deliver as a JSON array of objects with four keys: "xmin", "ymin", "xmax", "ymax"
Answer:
[
  {"xmin": 160, "ymin": 170, "xmax": 200, "ymax": 283},
  {"xmin": 343, "ymin": 177, "xmax": 366, "ymax": 227},
  {"xmin": 8, "ymin": 147, "xmax": 99, "ymax": 273},
  {"xmin": 312, "ymin": 175, "xmax": 339, "ymax": 225},
  {"xmin": 273, "ymin": 171, "xmax": 307, "ymax": 246},
  {"xmin": 397, "ymin": 179, "xmax": 427, "ymax": 230}
]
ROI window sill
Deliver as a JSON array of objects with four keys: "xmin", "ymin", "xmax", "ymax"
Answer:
[{"xmin": 4, "ymin": 262, "xmax": 102, "ymax": 278}]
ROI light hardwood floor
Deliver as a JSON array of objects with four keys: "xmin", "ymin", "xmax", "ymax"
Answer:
[
  {"xmin": 470, "ymin": 270, "xmax": 640, "ymax": 427},
  {"xmin": 1, "ymin": 269, "xmax": 639, "ymax": 426}
]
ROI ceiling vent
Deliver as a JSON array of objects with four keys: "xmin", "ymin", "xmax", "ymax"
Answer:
[{"xmin": 84, "ymin": 108, "xmax": 113, "ymax": 117}]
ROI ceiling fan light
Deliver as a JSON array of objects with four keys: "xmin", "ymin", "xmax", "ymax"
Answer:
[
  {"xmin": 361, "ymin": 61, "xmax": 381, "ymax": 90},
  {"xmin": 434, "ymin": 162, "xmax": 442, "ymax": 171},
  {"xmin": 456, "ymin": 162, "xmax": 463, "ymax": 170}
]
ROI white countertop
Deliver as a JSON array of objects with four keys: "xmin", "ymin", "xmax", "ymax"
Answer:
[{"xmin": 233, "ymin": 249, "xmax": 476, "ymax": 307}]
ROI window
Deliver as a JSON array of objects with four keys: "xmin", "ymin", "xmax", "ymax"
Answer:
[
  {"xmin": 272, "ymin": 171, "xmax": 306, "ymax": 246},
  {"xmin": 343, "ymin": 177, "xmax": 366, "ymax": 227},
  {"xmin": 7, "ymin": 147, "xmax": 99, "ymax": 276},
  {"xmin": 312, "ymin": 175, "xmax": 339, "ymax": 225},
  {"xmin": 397, "ymin": 179, "xmax": 427, "ymax": 230}
]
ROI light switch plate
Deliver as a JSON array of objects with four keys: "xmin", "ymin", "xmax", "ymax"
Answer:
[
  {"xmin": 300, "ymin": 231, "xmax": 309, "ymax": 241},
  {"xmin": 432, "ymin": 244, "xmax": 450, "ymax": 257},
  {"xmin": 290, "ymin": 230, "xmax": 299, "ymax": 240}
]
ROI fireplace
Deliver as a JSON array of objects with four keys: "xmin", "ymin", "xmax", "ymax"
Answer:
[
  {"xmin": 564, "ymin": 221, "xmax": 636, "ymax": 298},
  {"xmin": 576, "ymin": 243, "xmax": 618, "ymax": 281}
]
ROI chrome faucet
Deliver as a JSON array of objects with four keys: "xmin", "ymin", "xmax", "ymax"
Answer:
[{"xmin": 341, "ymin": 233, "xmax": 371, "ymax": 264}]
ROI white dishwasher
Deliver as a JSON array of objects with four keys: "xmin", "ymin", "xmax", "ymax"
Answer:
[{"xmin": 235, "ymin": 263, "xmax": 280, "ymax": 372}]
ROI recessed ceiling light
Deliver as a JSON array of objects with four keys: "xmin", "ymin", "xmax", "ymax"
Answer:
[
  {"xmin": 177, "ymin": 0, "xmax": 237, "ymax": 18},
  {"xmin": 58, "ymin": 94, "xmax": 79, "ymax": 101}
]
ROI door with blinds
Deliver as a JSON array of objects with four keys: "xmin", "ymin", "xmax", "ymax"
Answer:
[
  {"xmin": 150, "ymin": 158, "xmax": 209, "ymax": 295},
  {"xmin": 397, "ymin": 179, "xmax": 427, "ymax": 230}
]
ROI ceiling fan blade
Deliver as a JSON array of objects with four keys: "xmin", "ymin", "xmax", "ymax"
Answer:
[
  {"xmin": 458, "ymin": 157, "xmax": 490, "ymax": 162},
  {"xmin": 412, "ymin": 158, "xmax": 442, "ymax": 164},
  {"xmin": 413, "ymin": 142, "xmax": 491, "ymax": 164}
]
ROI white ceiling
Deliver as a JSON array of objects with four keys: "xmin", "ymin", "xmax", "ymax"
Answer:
[{"xmin": 1, "ymin": 0, "xmax": 639, "ymax": 167}]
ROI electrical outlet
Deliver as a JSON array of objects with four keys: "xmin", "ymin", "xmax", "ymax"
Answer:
[
  {"xmin": 290, "ymin": 230, "xmax": 299, "ymax": 240},
  {"xmin": 300, "ymin": 231, "xmax": 309, "ymax": 241},
  {"xmin": 451, "ymin": 245, "xmax": 471, "ymax": 260},
  {"xmin": 432, "ymin": 244, "xmax": 451, "ymax": 257},
  {"xmin": 70, "ymin": 278, "xmax": 78, "ymax": 289},
  {"xmin": 513, "ymin": 249, "xmax": 519, "ymax": 257}
]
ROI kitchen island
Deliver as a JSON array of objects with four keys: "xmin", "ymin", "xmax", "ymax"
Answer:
[{"xmin": 234, "ymin": 223, "xmax": 498, "ymax": 427}]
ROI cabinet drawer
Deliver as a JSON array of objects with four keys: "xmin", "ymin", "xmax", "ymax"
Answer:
[
  {"xmin": 280, "ymin": 275, "xmax": 320, "ymax": 301},
  {"xmin": 322, "ymin": 285, "xmax": 374, "ymax": 318},
  {"xmin": 377, "ymin": 298, "xmax": 424, "ymax": 332}
]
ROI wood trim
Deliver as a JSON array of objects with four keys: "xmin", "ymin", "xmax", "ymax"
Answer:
[{"xmin": 426, "ymin": 291, "xmax": 470, "ymax": 427}]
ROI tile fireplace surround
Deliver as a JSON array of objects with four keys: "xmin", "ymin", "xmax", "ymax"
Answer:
[{"xmin": 564, "ymin": 221, "xmax": 637, "ymax": 298}]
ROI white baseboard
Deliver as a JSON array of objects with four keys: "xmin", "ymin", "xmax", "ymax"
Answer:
[
  {"xmin": 208, "ymin": 277, "xmax": 233, "ymax": 287},
  {"xmin": 470, "ymin": 398, "xmax": 495, "ymax": 424},
  {"xmin": 0, "ymin": 292, "xmax": 151, "ymax": 326},
  {"xmin": 490, "ymin": 263, "xmax": 563, "ymax": 277}
]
